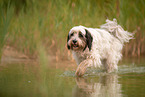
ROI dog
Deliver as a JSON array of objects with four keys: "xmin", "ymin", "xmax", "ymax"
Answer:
[{"xmin": 67, "ymin": 19, "xmax": 133, "ymax": 77}]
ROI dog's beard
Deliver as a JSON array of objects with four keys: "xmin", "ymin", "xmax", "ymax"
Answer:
[
  {"xmin": 71, "ymin": 43, "xmax": 79, "ymax": 50},
  {"xmin": 70, "ymin": 41, "xmax": 86, "ymax": 51}
]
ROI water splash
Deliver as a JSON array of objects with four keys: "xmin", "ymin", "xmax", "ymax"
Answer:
[{"xmin": 61, "ymin": 65, "xmax": 145, "ymax": 77}]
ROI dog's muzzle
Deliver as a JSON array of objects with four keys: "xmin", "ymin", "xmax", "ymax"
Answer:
[{"xmin": 71, "ymin": 39, "xmax": 79, "ymax": 50}]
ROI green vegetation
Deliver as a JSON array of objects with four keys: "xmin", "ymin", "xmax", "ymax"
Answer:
[
  {"xmin": 0, "ymin": 0, "xmax": 144, "ymax": 60},
  {"xmin": 0, "ymin": 1, "xmax": 14, "ymax": 60}
]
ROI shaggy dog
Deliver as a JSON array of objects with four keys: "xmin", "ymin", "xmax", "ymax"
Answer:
[{"xmin": 67, "ymin": 19, "xmax": 133, "ymax": 76}]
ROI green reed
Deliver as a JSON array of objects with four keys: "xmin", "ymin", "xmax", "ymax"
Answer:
[{"xmin": 0, "ymin": 2, "xmax": 14, "ymax": 60}]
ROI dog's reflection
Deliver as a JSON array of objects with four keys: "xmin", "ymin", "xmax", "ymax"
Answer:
[{"xmin": 72, "ymin": 74, "xmax": 122, "ymax": 97}]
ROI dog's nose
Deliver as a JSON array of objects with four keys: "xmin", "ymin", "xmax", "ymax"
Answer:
[{"xmin": 73, "ymin": 40, "xmax": 77, "ymax": 44}]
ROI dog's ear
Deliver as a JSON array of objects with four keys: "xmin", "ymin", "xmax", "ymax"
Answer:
[
  {"xmin": 84, "ymin": 29, "xmax": 93, "ymax": 51},
  {"xmin": 67, "ymin": 34, "xmax": 70, "ymax": 49}
]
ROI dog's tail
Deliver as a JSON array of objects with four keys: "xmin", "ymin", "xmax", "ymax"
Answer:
[{"xmin": 100, "ymin": 19, "xmax": 134, "ymax": 43}]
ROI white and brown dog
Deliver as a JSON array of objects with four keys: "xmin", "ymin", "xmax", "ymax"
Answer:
[{"xmin": 67, "ymin": 19, "xmax": 133, "ymax": 77}]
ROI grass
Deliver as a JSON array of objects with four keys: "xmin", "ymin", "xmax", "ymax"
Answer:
[
  {"xmin": 0, "ymin": 0, "xmax": 144, "ymax": 60},
  {"xmin": 119, "ymin": 0, "xmax": 145, "ymax": 57},
  {"xmin": 0, "ymin": 2, "xmax": 14, "ymax": 61}
]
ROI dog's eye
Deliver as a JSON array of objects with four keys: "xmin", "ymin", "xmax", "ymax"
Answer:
[
  {"xmin": 70, "ymin": 33, "xmax": 74, "ymax": 36},
  {"xmin": 79, "ymin": 33, "xmax": 83, "ymax": 38}
]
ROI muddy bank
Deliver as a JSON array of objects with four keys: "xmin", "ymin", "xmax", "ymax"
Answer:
[
  {"xmin": 0, "ymin": 46, "xmax": 77, "ymax": 70},
  {"xmin": 1, "ymin": 46, "xmax": 31, "ymax": 63}
]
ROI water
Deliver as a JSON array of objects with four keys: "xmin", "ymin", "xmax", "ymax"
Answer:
[{"xmin": 0, "ymin": 58, "xmax": 145, "ymax": 97}]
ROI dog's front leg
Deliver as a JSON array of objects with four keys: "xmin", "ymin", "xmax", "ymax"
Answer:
[{"xmin": 75, "ymin": 59, "xmax": 92, "ymax": 77}]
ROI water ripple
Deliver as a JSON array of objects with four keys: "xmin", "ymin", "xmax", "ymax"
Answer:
[{"xmin": 61, "ymin": 65, "xmax": 145, "ymax": 77}]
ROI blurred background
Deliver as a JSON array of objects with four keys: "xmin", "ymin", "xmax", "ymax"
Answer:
[{"xmin": 0, "ymin": 0, "xmax": 145, "ymax": 61}]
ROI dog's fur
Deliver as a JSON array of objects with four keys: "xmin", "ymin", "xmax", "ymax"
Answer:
[{"xmin": 67, "ymin": 19, "xmax": 133, "ymax": 76}]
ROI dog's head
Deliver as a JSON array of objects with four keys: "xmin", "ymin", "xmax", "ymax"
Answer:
[{"xmin": 67, "ymin": 26, "xmax": 93, "ymax": 51}]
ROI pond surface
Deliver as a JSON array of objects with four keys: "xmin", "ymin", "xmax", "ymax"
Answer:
[{"xmin": 0, "ymin": 58, "xmax": 145, "ymax": 97}]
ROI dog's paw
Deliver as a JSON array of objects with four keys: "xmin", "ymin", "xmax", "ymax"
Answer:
[{"xmin": 75, "ymin": 60, "xmax": 91, "ymax": 77}]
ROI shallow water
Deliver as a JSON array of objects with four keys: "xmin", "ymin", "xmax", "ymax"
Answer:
[{"xmin": 0, "ymin": 58, "xmax": 145, "ymax": 97}]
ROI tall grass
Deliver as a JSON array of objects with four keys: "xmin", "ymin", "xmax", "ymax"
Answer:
[
  {"xmin": 0, "ymin": 2, "xmax": 14, "ymax": 60},
  {"xmin": 0, "ymin": 0, "xmax": 144, "ymax": 61},
  {"xmin": 119, "ymin": 0, "xmax": 145, "ymax": 57}
]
